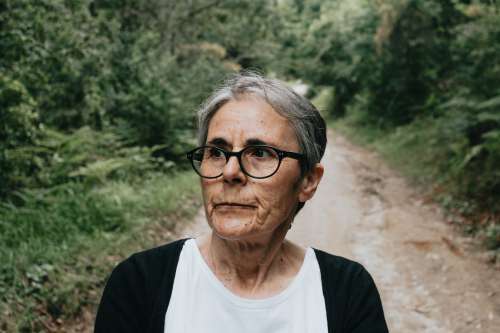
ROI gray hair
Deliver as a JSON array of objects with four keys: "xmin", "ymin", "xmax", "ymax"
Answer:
[{"xmin": 197, "ymin": 72, "xmax": 327, "ymax": 176}]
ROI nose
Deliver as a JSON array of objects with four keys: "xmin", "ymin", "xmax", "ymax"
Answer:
[{"xmin": 222, "ymin": 155, "xmax": 246, "ymax": 184}]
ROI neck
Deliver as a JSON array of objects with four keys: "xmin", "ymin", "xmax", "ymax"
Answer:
[{"xmin": 196, "ymin": 222, "xmax": 305, "ymax": 298}]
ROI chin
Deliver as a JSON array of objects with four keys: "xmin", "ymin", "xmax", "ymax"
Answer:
[{"xmin": 209, "ymin": 215, "xmax": 255, "ymax": 240}]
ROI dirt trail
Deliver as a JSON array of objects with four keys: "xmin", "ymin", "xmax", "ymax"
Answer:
[{"xmin": 182, "ymin": 132, "xmax": 500, "ymax": 333}]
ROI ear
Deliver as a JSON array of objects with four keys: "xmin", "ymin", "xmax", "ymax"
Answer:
[{"xmin": 298, "ymin": 163, "xmax": 324, "ymax": 203}]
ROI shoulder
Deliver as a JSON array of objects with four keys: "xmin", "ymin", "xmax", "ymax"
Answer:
[
  {"xmin": 119, "ymin": 238, "xmax": 189, "ymax": 273},
  {"xmin": 102, "ymin": 237, "xmax": 189, "ymax": 298},
  {"xmin": 108, "ymin": 238, "xmax": 188, "ymax": 286},
  {"xmin": 313, "ymin": 248, "xmax": 369, "ymax": 283},
  {"xmin": 313, "ymin": 247, "xmax": 378, "ymax": 299},
  {"xmin": 313, "ymin": 248, "xmax": 389, "ymax": 333},
  {"xmin": 94, "ymin": 238, "xmax": 189, "ymax": 332}
]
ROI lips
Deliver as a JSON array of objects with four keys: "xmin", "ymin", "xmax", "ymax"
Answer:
[{"xmin": 214, "ymin": 202, "xmax": 256, "ymax": 209}]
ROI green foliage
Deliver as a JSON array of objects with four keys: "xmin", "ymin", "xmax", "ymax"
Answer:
[
  {"xmin": 0, "ymin": 125, "xmax": 173, "ymax": 203},
  {"xmin": 0, "ymin": 76, "xmax": 37, "ymax": 144},
  {"xmin": 0, "ymin": 75, "xmax": 39, "ymax": 197},
  {"xmin": 283, "ymin": 0, "xmax": 499, "ymax": 236},
  {"xmin": 279, "ymin": 0, "xmax": 379, "ymax": 117},
  {"xmin": 37, "ymin": 127, "xmax": 175, "ymax": 185},
  {"xmin": 1, "ymin": 0, "xmax": 113, "ymax": 129},
  {"xmin": 0, "ymin": 1, "xmax": 291, "ymax": 329},
  {"xmin": 0, "ymin": 182, "xmax": 126, "ymax": 331},
  {"xmin": 202, "ymin": 1, "xmax": 285, "ymax": 69},
  {"xmin": 434, "ymin": 95, "xmax": 500, "ymax": 212},
  {"xmin": 0, "ymin": 0, "xmax": 288, "ymax": 200},
  {"xmin": 0, "ymin": 172, "xmax": 200, "ymax": 331}
]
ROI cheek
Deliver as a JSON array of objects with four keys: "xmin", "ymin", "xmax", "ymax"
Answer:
[
  {"xmin": 254, "ymin": 180, "xmax": 298, "ymax": 224},
  {"xmin": 201, "ymin": 180, "xmax": 219, "ymax": 216}
]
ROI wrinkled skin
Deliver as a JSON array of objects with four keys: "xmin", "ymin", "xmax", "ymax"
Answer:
[
  {"xmin": 197, "ymin": 95, "xmax": 324, "ymax": 297},
  {"xmin": 201, "ymin": 96, "xmax": 318, "ymax": 242}
]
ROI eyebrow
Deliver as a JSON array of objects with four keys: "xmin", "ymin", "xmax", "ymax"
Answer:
[
  {"xmin": 246, "ymin": 138, "xmax": 268, "ymax": 146},
  {"xmin": 207, "ymin": 137, "xmax": 271, "ymax": 148},
  {"xmin": 207, "ymin": 137, "xmax": 228, "ymax": 147}
]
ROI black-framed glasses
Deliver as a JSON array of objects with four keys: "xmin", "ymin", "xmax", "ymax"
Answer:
[{"xmin": 186, "ymin": 145, "xmax": 304, "ymax": 179}]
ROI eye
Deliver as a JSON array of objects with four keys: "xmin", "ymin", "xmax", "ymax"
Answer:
[
  {"xmin": 254, "ymin": 148, "xmax": 269, "ymax": 158},
  {"xmin": 207, "ymin": 147, "xmax": 224, "ymax": 159},
  {"xmin": 247, "ymin": 146, "xmax": 274, "ymax": 159}
]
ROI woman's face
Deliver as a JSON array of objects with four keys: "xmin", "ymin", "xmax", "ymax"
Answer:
[{"xmin": 201, "ymin": 96, "xmax": 311, "ymax": 241}]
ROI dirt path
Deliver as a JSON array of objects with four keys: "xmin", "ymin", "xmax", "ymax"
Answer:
[{"xmin": 182, "ymin": 132, "xmax": 500, "ymax": 333}]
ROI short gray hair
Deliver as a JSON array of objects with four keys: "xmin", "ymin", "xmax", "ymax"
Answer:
[{"xmin": 197, "ymin": 72, "xmax": 327, "ymax": 176}]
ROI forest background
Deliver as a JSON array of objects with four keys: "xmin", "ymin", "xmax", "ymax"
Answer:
[{"xmin": 1, "ymin": 0, "xmax": 499, "ymax": 331}]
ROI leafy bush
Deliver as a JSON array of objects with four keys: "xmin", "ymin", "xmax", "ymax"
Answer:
[
  {"xmin": 0, "ymin": 0, "xmax": 290, "ymax": 330},
  {"xmin": 1, "ymin": 0, "xmax": 288, "ymax": 200},
  {"xmin": 0, "ymin": 76, "xmax": 39, "ymax": 197},
  {"xmin": 284, "ymin": 0, "xmax": 499, "ymax": 244},
  {"xmin": 35, "ymin": 127, "xmax": 175, "ymax": 185},
  {"xmin": 435, "ymin": 95, "xmax": 500, "ymax": 213}
]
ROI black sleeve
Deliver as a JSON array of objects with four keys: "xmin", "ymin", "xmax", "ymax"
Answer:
[
  {"xmin": 315, "ymin": 249, "xmax": 389, "ymax": 333},
  {"xmin": 94, "ymin": 239, "xmax": 187, "ymax": 333},
  {"xmin": 344, "ymin": 265, "xmax": 388, "ymax": 333},
  {"xmin": 94, "ymin": 255, "xmax": 149, "ymax": 333}
]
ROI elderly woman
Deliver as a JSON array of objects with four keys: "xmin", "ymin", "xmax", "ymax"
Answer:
[{"xmin": 94, "ymin": 73, "xmax": 388, "ymax": 333}]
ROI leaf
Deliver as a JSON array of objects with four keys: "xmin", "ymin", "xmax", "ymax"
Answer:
[
  {"xmin": 477, "ymin": 112, "xmax": 500, "ymax": 123},
  {"xmin": 476, "ymin": 95, "xmax": 500, "ymax": 111},
  {"xmin": 438, "ymin": 97, "xmax": 475, "ymax": 111},
  {"xmin": 460, "ymin": 145, "xmax": 484, "ymax": 168},
  {"xmin": 69, "ymin": 158, "xmax": 127, "ymax": 180},
  {"xmin": 482, "ymin": 130, "xmax": 500, "ymax": 140}
]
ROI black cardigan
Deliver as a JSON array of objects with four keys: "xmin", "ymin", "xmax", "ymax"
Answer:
[{"xmin": 95, "ymin": 239, "xmax": 388, "ymax": 333}]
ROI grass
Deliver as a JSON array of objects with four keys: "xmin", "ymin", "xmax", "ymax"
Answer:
[
  {"xmin": 0, "ymin": 171, "xmax": 201, "ymax": 332},
  {"xmin": 331, "ymin": 116, "xmax": 441, "ymax": 185}
]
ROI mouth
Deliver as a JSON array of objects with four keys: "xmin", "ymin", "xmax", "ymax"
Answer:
[{"xmin": 214, "ymin": 202, "xmax": 256, "ymax": 209}]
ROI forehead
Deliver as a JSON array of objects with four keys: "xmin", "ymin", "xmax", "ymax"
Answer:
[{"xmin": 207, "ymin": 97, "xmax": 298, "ymax": 149}]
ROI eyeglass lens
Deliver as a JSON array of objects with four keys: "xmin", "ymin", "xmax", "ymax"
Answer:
[{"xmin": 192, "ymin": 146, "xmax": 280, "ymax": 178}]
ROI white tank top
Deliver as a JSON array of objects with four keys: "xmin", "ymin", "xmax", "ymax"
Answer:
[{"xmin": 164, "ymin": 239, "xmax": 328, "ymax": 333}]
